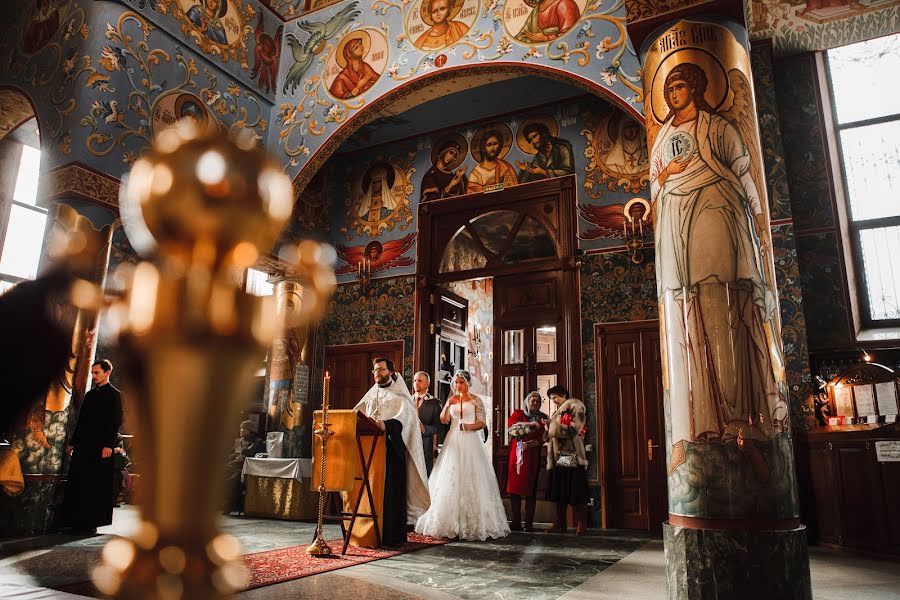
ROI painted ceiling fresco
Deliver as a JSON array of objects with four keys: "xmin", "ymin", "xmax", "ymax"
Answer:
[
  {"xmin": 0, "ymin": 1, "xmax": 272, "ymax": 180},
  {"xmin": 312, "ymin": 93, "xmax": 650, "ymax": 284},
  {"xmin": 269, "ymin": 0, "xmax": 645, "ymax": 187},
  {"xmin": 746, "ymin": 0, "xmax": 900, "ymax": 54}
]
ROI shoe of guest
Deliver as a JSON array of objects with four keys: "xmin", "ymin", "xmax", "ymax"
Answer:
[
  {"xmin": 523, "ymin": 524, "xmax": 533, "ymax": 532},
  {"xmin": 545, "ymin": 525, "xmax": 566, "ymax": 533},
  {"xmin": 510, "ymin": 522, "xmax": 522, "ymax": 532}
]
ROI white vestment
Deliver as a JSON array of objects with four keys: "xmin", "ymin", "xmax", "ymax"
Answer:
[{"xmin": 354, "ymin": 375, "xmax": 431, "ymax": 523}]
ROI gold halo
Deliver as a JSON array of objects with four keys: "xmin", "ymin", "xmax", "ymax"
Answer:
[
  {"xmin": 419, "ymin": 0, "xmax": 464, "ymax": 26},
  {"xmin": 515, "ymin": 115, "xmax": 559, "ymax": 155},
  {"xmin": 430, "ymin": 133, "xmax": 468, "ymax": 170},
  {"xmin": 174, "ymin": 93, "xmax": 209, "ymax": 127},
  {"xmin": 649, "ymin": 49, "xmax": 729, "ymax": 125},
  {"xmin": 470, "ymin": 123, "xmax": 514, "ymax": 163},
  {"xmin": 335, "ymin": 30, "xmax": 372, "ymax": 69}
]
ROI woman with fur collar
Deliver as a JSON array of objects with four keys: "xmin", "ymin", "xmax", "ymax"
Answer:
[{"xmin": 545, "ymin": 385, "xmax": 589, "ymax": 535}]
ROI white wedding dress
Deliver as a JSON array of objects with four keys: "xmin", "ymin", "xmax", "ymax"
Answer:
[{"xmin": 415, "ymin": 397, "xmax": 510, "ymax": 541}]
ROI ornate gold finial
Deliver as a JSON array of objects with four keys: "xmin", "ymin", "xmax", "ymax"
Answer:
[{"xmin": 96, "ymin": 123, "xmax": 334, "ymax": 599}]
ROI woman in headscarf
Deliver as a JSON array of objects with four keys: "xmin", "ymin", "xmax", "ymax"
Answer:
[
  {"xmin": 415, "ymin": 370, "xmax": 510, "ymax": 540},
  {"xmin": 506, "ymin": 390, "xmax": 548, "ymax": 531},
  {"xmin": 329, "ymin": 36, "xmax": 378, "ymax": 99}
]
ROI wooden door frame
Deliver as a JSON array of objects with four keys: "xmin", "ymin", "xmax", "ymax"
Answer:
[
  {"xmin": 413, "ymin": 176, "xmax": 582, "ymax": 399},
  {"xmin": 324, "ymin": 340, "xmax": 405, "ymax": 372},
  {"xmin": 595, "ymin": 319, "xmax": 659, "ymax": 529}
]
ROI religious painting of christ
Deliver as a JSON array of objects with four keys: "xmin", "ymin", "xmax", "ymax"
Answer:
[
  {"xmin": 412, "ymin": 0, "xmax": 470, "ymax": 50},
  {"xmin": 649, "ymin": 59, "xmax": 789, "ymax": 479},
  {"xmin": 467, "ymin": 124, "xmax": 517, "ymax": 194}
]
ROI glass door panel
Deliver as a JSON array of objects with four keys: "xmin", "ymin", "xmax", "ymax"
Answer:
[
  {"xmin": 502, "ymin": 375, "xmax": 525, "ymax": 445},
  {"xmin": 536, "ymin": 326, "xmax": 557, "ymax": 362},
  {"xmin": 503, "ymin": 329, "xmax": 524, "ymax": 365},
  {"xmin": 536, "ymin": 373, "xmax": 558, "ymax": 417}
]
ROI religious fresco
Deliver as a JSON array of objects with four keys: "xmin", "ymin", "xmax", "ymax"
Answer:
[
  {"xmin": 467, "ymin": 122, "xmax": 517, "ymax": 194},
  {"xmin": 746, "ymin": 0, "xmax": 900, "ymax": 55},
  {"xmin": 514, "ymin": 115, "xmax": 575, "ymax": 183},
  {"xmin": 581, "ymin": 110, "xmax": 648, "ymax": 194},
  {"xmin": 251, "ymin": 13, "xmax": 283, "ymax": 94},
  {"xmin": 334, "ymin": 233, "xmax": 417, "ymax": 275},
  {"xmin": 340, "ymin": 155, "xmax": 414, "ymax": 239},
  {"xmin": 272, "ymin": 0, "xmax": 644, "ymax": 183},
  {"xmin": 420, "ymin": 132, "xmax": 468, "ymax": 202},
  {"xmin": 642, "ymin": 19, "xmax": 798, "ymax": 519}
]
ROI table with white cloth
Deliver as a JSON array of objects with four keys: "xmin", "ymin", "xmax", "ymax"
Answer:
[{"xmin": 241, "ymin": 457, "xmax": 317, "ymax": 520}]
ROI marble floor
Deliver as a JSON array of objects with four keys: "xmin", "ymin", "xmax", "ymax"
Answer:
[{"xmin": 1, "ymin": 507, "xmax": 899, "ymax": 599}]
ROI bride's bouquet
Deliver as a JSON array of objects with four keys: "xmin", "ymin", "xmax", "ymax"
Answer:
[{"xmin": 508, "ymin": 422, "xmax": 532, "ymax": 440}]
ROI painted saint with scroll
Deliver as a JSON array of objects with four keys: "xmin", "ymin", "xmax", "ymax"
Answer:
[{"xmin": 650, "ymin": 62, "xmax": 788, "ymax": 480}]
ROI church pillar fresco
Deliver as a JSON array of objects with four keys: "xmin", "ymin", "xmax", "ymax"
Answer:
[
  {"xmin": 641, "ymin": 18, "xmax": 811, "ymax": 598},
  {"xmin": 265, "ymin": 277, "xmax": 313, "ymax": 457}
]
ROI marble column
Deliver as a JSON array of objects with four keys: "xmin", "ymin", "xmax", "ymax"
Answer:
[
  {"xmin": 265, "ymin": 277, "xmax": 314, "ymax": 457},
  {"xmin": 640, "ymin": 18, "xmax": 811, "ymax": 598}
]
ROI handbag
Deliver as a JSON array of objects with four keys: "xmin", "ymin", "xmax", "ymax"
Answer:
[{"xmin": 556, "ymin": 452, "xmax": 578, "ymax": 468}]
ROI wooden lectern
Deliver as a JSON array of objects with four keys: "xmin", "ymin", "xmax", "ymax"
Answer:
[{"xmin": 311, "ymin": 409, "xmax": 386, "ymax": 553}]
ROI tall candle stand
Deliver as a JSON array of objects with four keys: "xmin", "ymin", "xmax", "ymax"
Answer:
[{"xmin": 307, "ymin": 372, "xmax": 334, "ymax": 556}]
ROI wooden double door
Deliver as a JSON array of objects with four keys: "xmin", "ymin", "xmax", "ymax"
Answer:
[
  {"xmin": 323, "ymin": 341, "xmax": 404, "ymax": 410},
  {"xmin": 597, "ymin": 321, "xmax": 667, "ymax": 532}
]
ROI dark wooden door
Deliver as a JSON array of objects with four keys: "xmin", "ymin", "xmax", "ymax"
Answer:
[
  {"xmin": 597, "ymin": 321, "xmax": 666, "ymax": 532},
  {"xmin": 493, "ymin": 271, "xmax": 570, "ymax": 490},
  {"xmin": 324, "ymin": 341, "xmax": 404, "ymax": 409}
]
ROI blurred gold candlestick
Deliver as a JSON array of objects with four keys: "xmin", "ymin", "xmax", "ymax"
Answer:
[
  {"xmin": 94, "ymin": 124, "xmax": 334, "ymax": 599},
  {"xmin": 307, "ymin": 372, "xmax": 334, "ymax": 557}
]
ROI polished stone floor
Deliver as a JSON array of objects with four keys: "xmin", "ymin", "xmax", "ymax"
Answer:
[{"xmin": 2, "ymin": 507, "xmax": 899, "ymax": 599}]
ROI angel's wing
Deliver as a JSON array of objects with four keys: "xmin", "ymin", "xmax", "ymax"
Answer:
[
  {"xmin": 373, "ymin": 233, "xmax": 416, "ymax": 270},
  {"xmin": 334, "ymin": 243, "xmax": 367, "ymax": 274},
  {"xmin": 577, "ymin": 203, "xmax": 625, "ymax": 240},
  {"xmin": 719, "ymin": 69, "xmax": 766, "ymax": 219}
]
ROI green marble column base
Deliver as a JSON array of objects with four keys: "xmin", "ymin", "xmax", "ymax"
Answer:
[{"xmin": 664, "ymin": 522, "xmax": 811, "ymax": 600}]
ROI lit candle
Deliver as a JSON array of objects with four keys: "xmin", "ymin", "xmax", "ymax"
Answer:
[{"xmin": 323, "ymin": 371, "xmax": 330, "ymax": 410}]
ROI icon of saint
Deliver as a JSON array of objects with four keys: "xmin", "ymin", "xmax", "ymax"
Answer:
[
  {"xmin": 515, "ymin": 121, "xmax": 573, "ymax": 183},
  {"xmin": 514, "ymin": 0, "xmax": 581, "ymax": 43},
  {"xmin": 421, "ymin": 138, "xmax": 468, "ymax": 202},
  {"xmin": 329, "ymin": 33, "xmax": 379, "ymax": 99},
  {"xmin": 187, "ymin": 0, "xmax": 229, "ymax": 45},
  {"xmin": 467, "ymin": 129, "xmax": 517, "ymax": 194},
  {"xmin": 414, "ymin": 0, "xmax": 468, "ymax": 51}
]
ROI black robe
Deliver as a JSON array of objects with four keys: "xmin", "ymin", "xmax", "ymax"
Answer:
[
  {"xmin": 65, "ymin": 383, "xmax": 123, "ymax": 530},
  {"xmin": 381, "ymin": 418, "xmax": 407, "ymax": 547}
]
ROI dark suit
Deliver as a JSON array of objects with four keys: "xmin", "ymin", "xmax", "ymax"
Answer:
[{"xmin": 415, "ymin": 392, "xmax": 442, "ymax": 475}]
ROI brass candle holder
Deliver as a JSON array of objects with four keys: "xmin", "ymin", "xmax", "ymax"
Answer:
[
  {"xmin": 307, "ymin": 371, "xmax": 334, "ymax": 557},
  {"xmin": 94, "ymin": 123, "xmax": 335, "ymax": 599}
]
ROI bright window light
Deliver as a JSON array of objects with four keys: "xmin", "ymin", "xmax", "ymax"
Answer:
[
  {"xmin": 245, "ymin": 268, "xmax": 273, "ymax": 296},
  {"xmin": 13, "ymin": 145, "xmax": 41, "ymax": 206},
  {"xmin": 0, "ymin": 204, "xmax": 46, "ymax": 279}
]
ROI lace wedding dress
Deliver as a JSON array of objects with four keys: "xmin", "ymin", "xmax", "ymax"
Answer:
[{"xmin": 415, "ymin": 397, "xmax": 510, "ymax": 541}]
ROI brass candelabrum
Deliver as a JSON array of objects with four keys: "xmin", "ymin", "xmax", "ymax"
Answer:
[
  {"xmin": 307, "ymin": 371, "xmax": 334, "ymax": 557},
  {"xmin": 94, "ymin": 123, "xmax": 335, "ymax": 599}
]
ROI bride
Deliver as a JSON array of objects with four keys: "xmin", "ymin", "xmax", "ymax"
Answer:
[{"xmin": 415, "ymin": 370, "xmax": 510, "ymax": 541}]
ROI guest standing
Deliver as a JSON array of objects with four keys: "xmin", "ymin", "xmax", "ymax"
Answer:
[
  {"xmin": 506, "ymin": 391, "xmax": 547, "ymax": 531},
  {"xmin": 545, "ymin": 385, "xmax": 589, "ymax": 535},
  {"xmin": 412, "ymin": 370, "xmax": 442, "ymax": 476},
  {"xmin": 65, "ymin": 359, "xmax": 123, "ymax": 533}
]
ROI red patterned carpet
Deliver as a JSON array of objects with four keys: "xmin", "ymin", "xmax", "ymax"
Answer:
[{"xmin": 244, "ymin": 533, "xmax": 449, "ymax": 589}]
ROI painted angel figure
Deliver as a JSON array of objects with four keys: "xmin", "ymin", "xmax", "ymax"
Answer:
[
  {"xmin": 649, "ymin": 62, "xmax": 788, "ymax": 480},
  {"xmin": 334, "ymin": 233, "xmax": 417, "ymax": 275}
]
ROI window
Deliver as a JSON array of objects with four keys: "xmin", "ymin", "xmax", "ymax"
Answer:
[
  {"xmin": 0, "ymin": 144, "xmax": 46, "ymax": 293},
  {"xmin": 245, "ymin": 268, "xmax": 274, "ymax": 297},
  {"xmin": 826, "ymin": 34, "xmax": 900, "ymax": 326}
]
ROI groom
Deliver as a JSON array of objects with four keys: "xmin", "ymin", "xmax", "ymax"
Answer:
[{"xmin": 354, "ymin": 358, "xmax": 430, "ymax": 545}]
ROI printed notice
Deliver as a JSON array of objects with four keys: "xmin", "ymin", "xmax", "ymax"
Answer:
[
  {"xmin": 875, "ymin": 382, "xmax": 898, "ymax": 416},
  {"xmin": 834, "ymin": 386, "xmax": 854, "ymax": 417},
  {"xmin": 875, "ymin": 441, "xmax": 900, "ymax": 462},
  {"xmin": 854, "ymin": 385, "xmax": 876, "ymax": 417}
]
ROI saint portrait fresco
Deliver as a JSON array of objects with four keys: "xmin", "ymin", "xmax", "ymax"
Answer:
[
  {"xmin": 502, "ymin": 0, "xmax": 587, "ymax": 44},
  {"xmin": 514, "ymin": 115, "xmax": 574, "ymax": 183},
  {"xmin": 172, "ymin": 0, "xmax": 252, "ymax": 64},
  {"xmin": 405, "ymin": 0, "xmax": 478, "ymax": 52},
  {"xmin": 467, "ymin": 123, "xmax": 517, "ymax": 194},
  {"xmin": 420, "ymin": 133, "xmax": 469, "ymax": 202},
  {"xmin": 646, "ymin": 26, "xmax": 788, "ymax": 486},
  {"xmin": 342, "ymin": 158, "xmax": 414, "ymax": 239},
  {"xmin": 150, "ymin": 90, "xmax": 216, "ymax": 137},
  {"xmin": 185, "ymin": 0, "xmax": 229, "ymax": 44},
  {"xmin": 324, "ymin": 29, "xmax": 388, "ymax": 100},
  {"xmin": 21, "ymin": 0, "xmax": 67, "ymax": 55},
  {"xmin": 581, "ymin": 109, "xmax": 649, "ymax": 194}
]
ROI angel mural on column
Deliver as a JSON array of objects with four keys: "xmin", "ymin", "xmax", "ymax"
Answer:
[{"xmin": 649, "ymin": 61, "xmax": 788, "ymax": 482}]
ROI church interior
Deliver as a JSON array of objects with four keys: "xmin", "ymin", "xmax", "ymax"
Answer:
[{"xmin": 1, "ymin": 0, "xmax": 900, "ymax": 598}]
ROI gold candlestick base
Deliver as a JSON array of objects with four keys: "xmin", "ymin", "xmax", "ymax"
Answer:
[{"xmin": 306, "ymin": 537, "xmax": 333, "ymax": 556}]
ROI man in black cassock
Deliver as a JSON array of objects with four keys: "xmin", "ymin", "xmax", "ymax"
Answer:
[
  {"xmin": 65, "ymin": 359, "xmax": 123, "ymax": 533},
  {"xmin": 412, "ymin": 370, "xmax": 442, "ymax": 475}
]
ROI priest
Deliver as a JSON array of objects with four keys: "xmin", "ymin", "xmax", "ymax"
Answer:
[{"xmin": 353, "ymin": 358, "xmax": 430, "ymax": 545}]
